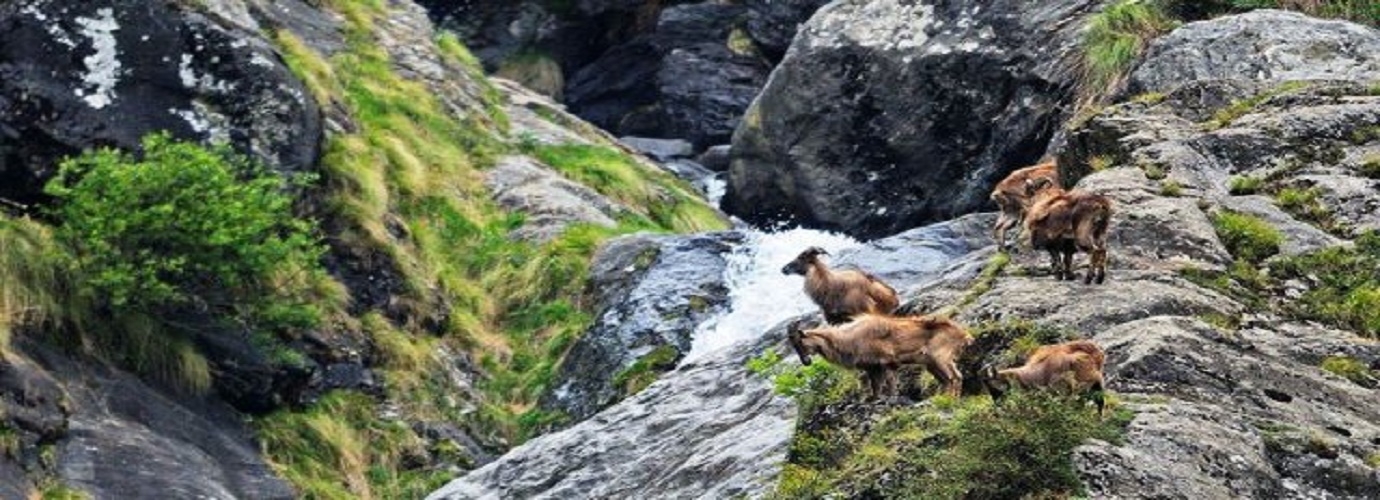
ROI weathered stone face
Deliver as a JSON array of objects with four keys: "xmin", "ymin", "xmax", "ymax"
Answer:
[
  {"xmin": 0, "ymin": 0, "xmax": 321, "ymax": 205},
  {"xmin": 1129, "ymin": 10, "xmax": 1380, "ymax": 96},
  {"xmin": 724, "ymin": 0, "xmax": 1108, "ymax": 240}
]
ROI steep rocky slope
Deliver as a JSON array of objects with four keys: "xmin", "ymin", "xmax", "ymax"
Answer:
[
  {"xmin": 435, "ymin": 7, "xmax": 1380, "ymax": 499},
  {"xmin": 0, "ymin": 0, "xmax": 726, "ymax": 497}
]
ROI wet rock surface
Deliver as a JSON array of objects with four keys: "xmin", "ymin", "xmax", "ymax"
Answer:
[
  {"xmin": 724, "ymin": 0, "xmax": 1108, "ymax": 239},
  {"xmin": 539, "ymin": 231, "xmax": 740, "ymax": 424}
]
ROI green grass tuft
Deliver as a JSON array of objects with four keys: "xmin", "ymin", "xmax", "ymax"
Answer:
[
  {"xmin": 1272, "ymin": 231, "xmax": 1380, "ymax": 338},
  {"xmin": 1081, "ymin": 0, "xmax": 1177, "ymax": 99},
  {"xmin": 1275, "ymin": 186, "xmax": 1336, "ymax": 230},
  {"xmin": 1159, "ymin": 180, "xmax": 1184, "ymax": 197},
  {"xmin": 1319, "ymin": 355, "xmax": 1375, "ymax": 386},
  {"xmin": 1211, "ymin": 211, "xmax": 1284, "ymax": 264},
  {"xmin": 1358, "ymin": 155, "xmax": 1380, "ymax": 179},
  {"xmin": 773, "ymin": 392, "xmax": 1133, "ymax": 500},
  {"xmin": 1228, "ymin": 175, "xmax": 1265, "ymax": 195},
  {"xmin": 1205, "ymin": 81, "xmax": 1308, "ymax": 130}
]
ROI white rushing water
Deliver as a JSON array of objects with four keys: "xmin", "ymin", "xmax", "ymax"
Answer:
[{"xmin": 685, "ymin": 226, "xmax": 861, "ymax": 362}]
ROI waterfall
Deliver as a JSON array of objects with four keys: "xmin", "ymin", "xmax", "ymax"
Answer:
[{"xmin": 685, "ymin": 226, "xmax": 860, "ymax": 362}]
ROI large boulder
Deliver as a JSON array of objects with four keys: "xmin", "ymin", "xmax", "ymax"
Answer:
[
  {"xmin": 539, "ymin": 231, "xmax": 740, "ymax": 424},
  {"xmin": 724, "ymin": 0, "xmax": 1107, "ymax": 239},
  {"xmin": 1128, "ymin": 9, "xmax": 1380, "ymax": 96},
  {"xmin": 0, "ymin": 0, "xmax": 321, "ymax": 204}
]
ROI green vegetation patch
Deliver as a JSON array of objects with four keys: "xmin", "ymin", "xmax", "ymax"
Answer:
[
  {"xmin": 1275, "ymin": 186, "xmax": 1341, "ymax": 234},
  {"xmin": 612, "ymin": 344, "xmax": 681, "ymax": 397},
  {"xmin": 1206, "ymin": 81, "xmax": 1309, "ymax": 130},
  {"xmin": 1358, "ymin": 155, "xmax": 1380, "ymax": 179},
  {"xmin": 521, "ymin": 143, "xmax": 725, "ymax": 232},
  {"xmin": 1273, "ymin": 231, "xmax": 1380, "ymax": 338},
  {"xmin": 773, "ymin": 393, "xmax": 1132, "ymax": 499},
  {"xmin": 1211, "ymin": 211, "xmax": 1284, "ymax": 263},
  {"xmin": 1228, "ymin": 175, "xmax": 1265, "ymax": 195},
  {"xmin": 1226, "ymin": 0, "xmax": 1379, "ymax": 26},
  {"xmin": 37, "ymin": 133, "xmax": 334, "ymax": 392},
  {"xmin": 1081, "ymin": 0, "xmax": 1178, "ymax": 98},
  {"xmin": 255, "ymin": 391, "xmax": 446, "ymax": 500},
  {"xmin": 1319, "ymin": 355, "xmax": 1376, "ymax": 387}
]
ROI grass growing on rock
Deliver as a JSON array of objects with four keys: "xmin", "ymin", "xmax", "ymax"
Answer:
[
  {"xmin": 1228, "ymin": 175, "xmax": 1265, "ymax": 195},
  {"xmin": 1212, "ymin": 211, "xmax": 1284, "ymax": 263},
  {"xmin": 750, "ymin": 318, "xmax": 1129, "ymax": 498},
  {"xmin": 1319, "ymin": 355, "xmax": 1376, "ymax": 386},
  {"xmin": 265, "ymin": 1, "xmax": 728, "ymax": 493},
  {"xmin": 772, "ymin": 390, "xmax": 1131, "ymax": 499},
  {"xmin": 1272, "ymin": 231, "xmax": 1380, "ymax": 338},
  {"xmin": 1081, "ymin": 0, "xmax": 1177, "ymax": 99},
  {"xmin": 612, "ymin": 344, "xmax": 681, "ymax": 397}
]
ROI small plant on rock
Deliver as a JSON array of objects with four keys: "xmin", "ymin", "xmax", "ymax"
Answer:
[
  {"xmin": 1228, "ymin": 175, "xmax": 1264, "ymax": 195},
  {"xmin": 1211, "ymin": 211, "xmax": 1283, "ymax": 264}
]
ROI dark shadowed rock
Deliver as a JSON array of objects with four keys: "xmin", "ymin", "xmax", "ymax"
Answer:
[
  {"xmin": 6, "ymin": 341, "xmax": 296, "ymax": 499},
  {"xmin": 539, "ymin": 231, "xmax": 741, "ymax": 424},
  {"xmin": 696, "ymin": 144, "xmax": 733, "ymax": 172},
  {"xmin": 725, "ymin": 0, "xmax": 1107, "ymax": 239},
  {"xmin": 743, "ymin": 0, "xmax": 831, "ymax": 61},
  {"xmin": 0, "ymin": 0, "xmax": 321, "ymax": 205},
  {"xmin": 566, "ymin": 3, "xmax": 770, "ymax": 149},
  {"xmin": 1129, "ymin": 10, "xmax": 1380, "ymax": 96}
]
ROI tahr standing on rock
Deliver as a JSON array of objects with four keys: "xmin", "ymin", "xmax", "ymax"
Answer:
[{"xmin": 782, "ymin": 246, "xmax": 900, "ymax": 324}]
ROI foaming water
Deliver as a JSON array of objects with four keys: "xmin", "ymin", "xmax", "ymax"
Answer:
[{"xmin": 685, "ymin": 226, "xmax": 860, "ymax": 362}]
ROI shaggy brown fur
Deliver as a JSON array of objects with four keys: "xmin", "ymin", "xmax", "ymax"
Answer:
[
  {"xmin": 782, "ymin": 247, "xmax": 900, "ymax": 324},
  {"xmin": 787, "ymin": 314, "xmax": 973, "ymax": 400},
  {"xmin": 982, "ymin": 340, "xmax": 1107, "ymax": 414},
  {"xmin": 990, "ymin": 160, "xmax": 1060, "ymax": 252},
  {"xmin": 1023, "ymin": 178, "xmax": 1114, "ymax": 284}
]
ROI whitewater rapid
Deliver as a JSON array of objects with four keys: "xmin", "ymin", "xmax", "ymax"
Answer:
[{"xmin": 684, "ymin": 226, "xmax": 860, "ymax": 362}]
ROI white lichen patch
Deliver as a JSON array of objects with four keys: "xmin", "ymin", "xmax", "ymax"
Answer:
[
  {"xmin": 802, "ymin": 0, "xmax": 934, "ymax": 51},
  {"xmin": 178, "ymin": 53, "xmax": 237, "ymax": 93},
  {"xmin": 73, "ymin": 8, "xmax": 122, "ymax": 109},
  {"xmin": 25, "ymin": 1, "xmax": 79, "ymax": 49},
  {"xmin": 169, "ymin": 101, "xmax": 231, "ymax": 143}
]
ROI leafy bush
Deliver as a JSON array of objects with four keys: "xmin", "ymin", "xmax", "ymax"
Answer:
[
  {"xmin": 1212, "ymin": 211, "xmax": 1284, "ymax": 263},
  {"xmin": 45, "ymin": 133, "xmax": 325, "ymax": 320}
]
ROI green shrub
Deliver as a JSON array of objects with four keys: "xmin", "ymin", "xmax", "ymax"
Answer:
[
  {"xmin": 1142, "ymin": 163, "xmax": 1167, "ymax": 180},
  {"xmin": 45, "ymin": 133, "xmax": 325, "ymax": 317},
  {"xmin": 1211, "ymin": 211, "xmax": 1284, "ymax": 263},
  {"xmin": 1228, "ymin": 175, "xmax": 1264, "ymax": 195},
  {"xmin": 1159, "ymin": 180, "xmax": 1184, "ymax": 196}
]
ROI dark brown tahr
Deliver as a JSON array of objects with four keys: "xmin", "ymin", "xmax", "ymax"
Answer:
[{"xmin": 782, "ymin": 246, "xmax": 900, "ymax": 324}]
